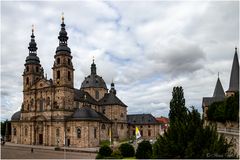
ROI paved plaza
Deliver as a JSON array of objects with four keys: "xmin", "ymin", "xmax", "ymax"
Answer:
[{"xmin": 1, "ymin": 145, "xmax": 97, "ymax": 159}]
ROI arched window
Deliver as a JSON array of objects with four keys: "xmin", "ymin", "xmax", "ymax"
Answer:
[
  {"xmin": 68, "ymin": 71, "xmax": 71, "ymax": 81},
  {"xmin": 76, "ymin": 128, "xmax": 81, "ymax": 138},
  {"xmin": 36, "ymin": 66, "xmax": 39, "ymax": 72},
  {"xmin": 94, "ymin": 128, "xmax": 97, "ymax": 138},
  {"xmin": 57, "ymin": 71, "xmax": 60, "ymax": 79},
  {"xmin": 101, "ymin": 124, "xmax": 105, "ymax": 130},
  {"xmin": 26, "ymin": 66, "xmax": 29, "ymax": 72},
  {"xmin": 95, "ymin": 90, "xmax": 99, "ymax": 99},
  {"xmin": 26, "ymin": 77, "xmax": 29, "ymax": 85},
  {"xmin": 13, "ymin": 128, "xmax": 17, "ymax": 136},
  {"xmin": 56, "ymin": 128, "xmax": 60, "ymax": 137},
  {"xmin": 68, "ymin": 59, "xmax": 71, "ymax": 65},
  {"xmin": 46, "ymin": 97, "xmax": 50, "ymax": 106},
  {"xmin": 39, "ymin": 99, "xmax": 43, "ymax": 111},
  {"xmin": 25, "ymin": 127, "xmax": 28, "ymax": 136},
  {"xmin": 57, "ymin": 58, "xmax": 60, "ymax": 64}
]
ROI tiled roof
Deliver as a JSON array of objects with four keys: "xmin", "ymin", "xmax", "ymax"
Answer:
[
  {"xmin": 74, "ymin": 89, "xmax": 97, "ymax": 105},
  {"xmin": 99, "ymin": 92, "xmax": 127, "ymax": 107},
  {"xmin": 156, "ymin": 117, "xmax": 169, "ymax": 124},
  {"xmin": 127, "ymin": 114, "xmax": 158, "ymax": 125}
]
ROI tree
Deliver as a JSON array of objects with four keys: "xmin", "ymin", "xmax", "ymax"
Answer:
[
  {"xmin": 119, "ymin": 143, "xmax": 135, "ymax": 157},
  {"xmin": 153, "ymin": 86, "xmax": 234, "ymax": 158},
  {"xmin": 169, "ymin": 86, "xmax": 187, "ymax": 125},
  {"xmin": 96, "ymin": 145, "xmax": 112, "ymax": 158},
  {"xmin": 207, "ymin": 92, "xmax": 239, "ymax": 122},
  {"xmin": 136, "ymin": 140, "xmax": 152, "ymax": 159}
]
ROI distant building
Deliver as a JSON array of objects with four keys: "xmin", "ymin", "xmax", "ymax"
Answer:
[
  {"xmin": 156, "ymin": 117, "xmax": 169, "ymax": 135},
  {"xmin": 127, "ymin": 114, "xmax": 160, "ymax": 140},
  {"xmin": 202, "ymin": 47, "xmax": 239, "ymax": 155},
  {"xmin": 10, "ymin": 17, "xmax": 159, "ymax": 148}
]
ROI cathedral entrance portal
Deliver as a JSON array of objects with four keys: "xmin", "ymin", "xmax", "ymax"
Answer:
[{"xmin": 39, "ymin": 134, "xmax": 43, "ymax": 145}]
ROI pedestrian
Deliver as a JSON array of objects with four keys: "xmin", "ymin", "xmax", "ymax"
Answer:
[{"xmin": 31, "ymin": 148, "xmax": 33, "ymax": 153}]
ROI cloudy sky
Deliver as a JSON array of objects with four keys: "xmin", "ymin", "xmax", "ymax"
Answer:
[{"xmin": 1, "ymin": 1, "xmax": 239, "ymax": 121}]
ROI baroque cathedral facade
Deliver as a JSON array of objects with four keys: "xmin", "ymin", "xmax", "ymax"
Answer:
[{"xmin": 10, "ymin": 17, "xmax": 160, "ymax": 147}]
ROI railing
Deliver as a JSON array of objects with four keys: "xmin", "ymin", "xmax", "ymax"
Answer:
[{"xmin": 217, "ymin": 127, "xmax": 239, "ymax": 135}]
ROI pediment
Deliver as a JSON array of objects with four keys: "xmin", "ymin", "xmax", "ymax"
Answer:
[{"xmin": 31, "ymin": 78, "xmax": 51, "ymax": 90}]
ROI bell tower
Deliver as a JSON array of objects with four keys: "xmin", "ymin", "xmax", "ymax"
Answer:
[
  {"xmin": 52, "ymin": 13, "xmax": 74, "ymax": 88},
  {"xmin": 23, "ymin": 25, "xmax": 43, "ymax": 91},
  {"xmin": 52, "ymin": 14, "xmax": 74, "ymax": 111}
]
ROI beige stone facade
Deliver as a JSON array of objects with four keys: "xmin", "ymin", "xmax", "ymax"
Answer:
[{"xmin": 10, "ymin": 18, "xmax": 160, "ymax": 148}]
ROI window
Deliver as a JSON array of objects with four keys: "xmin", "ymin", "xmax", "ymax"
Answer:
[
  {"xmin": 140, "ymin": 130, "xmax": 143, "ymax": 136},
  {"xmin": 56, "ymin": 128, "xmax": 60, "ymax": 137},
  {"xmin": 39, "ymin": 99, "xmax": 43, "ymax": 111},
  {"xmin": 26, "ymin": 66, "xmax": 29, "ymax": 72},
  {"xmin": 36, "ymin": 66, "xmax": 39, "ymax": 72},
  {"xmin": 68, "ymin": 71, "xmax": 71, "ymax": 81},
  {"xmin": 57, "ymin": 58, "xmax": 60, "ymax": 64},
  {"xmin": 77, "ymin": 128, "xmax": 81, "ymax": 138},
  {"xmin": 121, "ymin": 124, "xmax": 124, "ymax": 129},
  {"xmin": 121, "ymin": 113, "xmax": 124, "ymax": 117},
  {"xmin": 132, "ymin": 130, "xmax": 135, "ymax": 136},
  {"xmin": 13, "ymin": 128, "xmax": 16, "ymax": 136},
  {"xmin": 94, "ymin": 128, "xmax": 97, "ymax": 138},
  {"xmin": 148, "ymin": 130, "xmax": 151, "ymax": 137},
  {"xmin": 26, "ymin": 77, "xmax": 29, "ymax": 85},
  {"xmin": 140, "ymin": 125, "xmax": 143, "ymax": 128},
  {"xmin": 95, "ymin": 90, "xmax": 99, "ymax": 99},
  {"xmin": 46, "ymin": 97, "xmax": 50, "ymax": 106},
  {"xmin": 101, "ymin": 124, "xmax": 105, "ymax": 130},
  {"xmin": 57, "ymin": 71, "xmax": 60, "ymax": 79},
  {"xmin": 25, "ymin": 127, "xmax": 28, "ymax": 136},
  {"xmin": 68, "ymin": 59, "xmax": 71, "ymax": 65},
  {"xmin": 148, "ymin": 125, "xmax": 151, "ymax": 128}
]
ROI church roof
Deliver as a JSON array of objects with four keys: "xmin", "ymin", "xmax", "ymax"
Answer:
[
  {"xmin": 127, "ymin": 114, "xmax": 158, "ymax": 125},
  {"xmin": 81, "ymin": 60, "xmax": 107, "ymax": 89},
  {"xmin": 99, "ymin": 92, "xmax": 127, "ymax": 107},
  {"xmin": 11, "ymin": 111, "xmax": 21, "ymax": 121},
  {"xmin": 70, "ymin": 106, "xmax": 111, "ymax": 122},
  {"xmin": 213, "ymin": 77, "xmax": 225, "ymax": 98},
  {"xmin": 202, "ymin": 97, "xmax": 224, "ymax": 107},
  {"xmin": 227, "ymin": 48, "xmax": 239, "ymax": 92},
  {"xmin": 74, "ymin": 89, "xmax": 97, "ymax": 104}
]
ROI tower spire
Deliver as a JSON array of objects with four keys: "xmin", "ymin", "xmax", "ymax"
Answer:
[
  {"xmin": 110, "ymin": 80, "xmax": 117, "ymax": 95},
  {"xmin": 91, "ymin": 58, "xmax": 97, "ymax": 75},
  {"xmin": 227, "ymin": 47, "xmax": 239, "ymax": 93},
  {"xmin": 56, "ymin": 13, "xmax": 71, "ymax": 53},
  {"xmin": 28, "ymin": 24, "xmax": 37, "ymax": 54},
  {"xmin": 25, "ymin": 25, "xmax": 40, "ymax": 65},
  {"xmin": 213, "ymin": 76, "xmax": 225, "ymax": 97}
]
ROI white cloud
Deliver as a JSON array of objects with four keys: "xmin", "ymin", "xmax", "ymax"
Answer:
[{"xmin": 1, "ymin": 1, "xmax": 239, "ymax": 121}]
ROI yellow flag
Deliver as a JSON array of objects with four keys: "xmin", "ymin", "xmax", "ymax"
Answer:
[
  {"xmin": 135, "ymin": 127, "xmax": 141, "ymax": 139},
  {"xmin": 109, "ymin": 129, "xmax": 111, "ymax": 143}
]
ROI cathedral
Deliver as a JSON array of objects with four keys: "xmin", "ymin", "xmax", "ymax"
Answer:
[{"xmin": 10, "ymin": 17, "xmax": 160, "ymax": 147}]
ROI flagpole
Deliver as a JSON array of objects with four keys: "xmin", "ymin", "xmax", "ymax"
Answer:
[{"xmin": 64, "ymin": 129, "xmax": 66, "ymax": 159}]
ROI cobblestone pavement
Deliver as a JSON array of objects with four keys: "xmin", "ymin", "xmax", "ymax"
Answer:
[{"xmin": 1, "ymin": 145, "xmax": 97, "ymax": 159}]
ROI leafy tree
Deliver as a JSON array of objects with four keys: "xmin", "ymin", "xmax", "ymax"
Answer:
[
  {"xmin": 207, "ymin": 92, "xmax": 239, "ymax": 122},
  {"xmin": 153, "ymin": 86, "xmax": 234, "ymax": 158},
  {"xmin": 97, "ymin": 145, "xmax": 112, "ymax": 158},
  {"xmin": 119, "ymin": 143, "xmax": 135, "ymax": 157},
  {"xmin": 169, "ymin": 86, "xmax": 187, "ymax": 125},
  {"xmin": 136, "ymin": 140, "xmax": 152, "ymax": 159}
]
